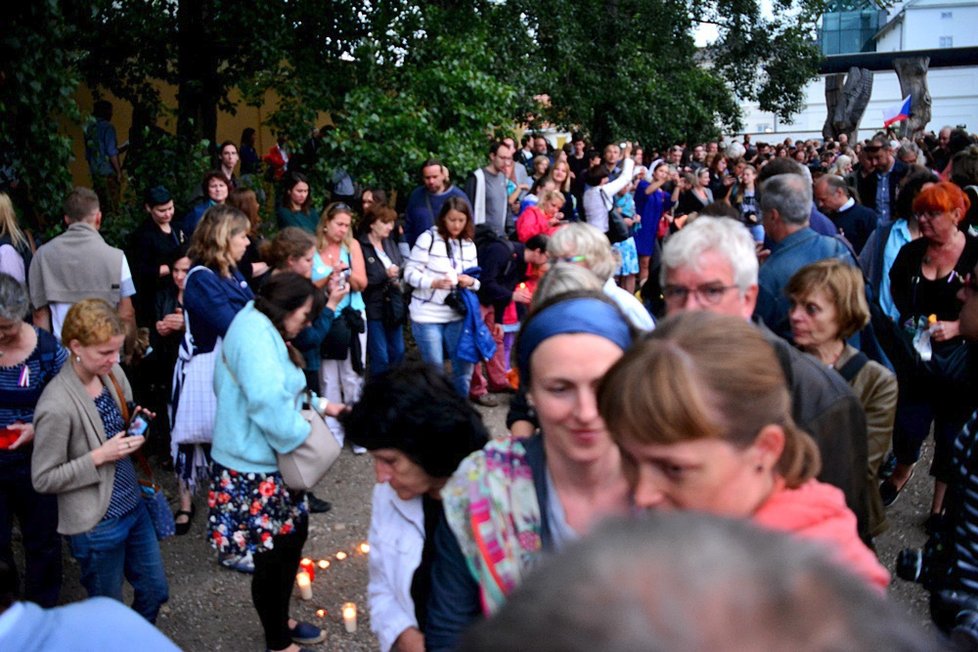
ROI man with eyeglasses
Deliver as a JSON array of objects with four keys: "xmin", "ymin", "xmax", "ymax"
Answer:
[
  {"xmin": 464, "ymin": 141, "xmax": 514, "ymax": 237},
  {"xmin": 660, "ymin": 216, "xmax": 872, "ymax": 543}
]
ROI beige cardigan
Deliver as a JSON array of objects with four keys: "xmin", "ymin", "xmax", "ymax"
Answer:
[{"xmin": 31, "ymin": 363, "xmax": 133, "ymax": 535}]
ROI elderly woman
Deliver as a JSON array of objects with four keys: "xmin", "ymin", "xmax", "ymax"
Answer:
[
  {"xmin": 357, "ymin": 206, "xmax": 406, "ymax": 377},
  {"xmin": 343, "ymin": 363, "xmax": 489, "ymax": 652},
  {"xmin": 426, "ymin": 291, "xmax": 636, "ymax": 650},
  {"xmin": 209, "ymin": 272, "xmax": 343, "ymax": 652},
  {"xmin": 313, "ymin": 202, "xmax": 367, "ymax": 451},
  {"xmin": 170, "ymin": 205, "xmax": 253, "ymax": 544},
  {"xmin": 32, "ymin": 299, "xmax": 169, "ymax": 620},
  {"xmin": 598, "ymin": 311, "xmax": 889, "ymax": 590},
  {"xmin": 547, "ymin": 222, "xmax": 654, "ymax": 331},
  {"xmin": 884, "ymin": 181, "xmax": 978, "ymax": 517},
  {"xmin": 787, "ymin": 260, "xmax": 898, "ymax": 537},
  {"xmin": 0, "ymin": 275, "xmax": 66, "ymax": 607},
  {"xmin": 404, "ymin": 197, "xmax": 481, "ymax": 398}
]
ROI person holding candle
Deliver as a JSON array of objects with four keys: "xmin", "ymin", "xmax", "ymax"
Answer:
[
  {"xmin": 0, "ymin": 274, "xmax": 67, "ymax": 608},
  {"xmin": 208, "ymin": 272, "xmax": 345, "ymax": 652},
  {"xmin": 425, "ymin": 290, "xmax": 637, "ymax": 650},
  {"xmin": 596, "ymin": 311, "xmax": 889, "ymax": 590},
  {"xmin": 31, "ymin": 299, "xmax": 169, "ymax": 621},
  {"xmin": 342, "ymin": 362, "xmax": 489, "ymax": 652}
]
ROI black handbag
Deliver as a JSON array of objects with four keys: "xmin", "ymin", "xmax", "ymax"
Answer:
[
  {"xmin": 606, "ymin": 208, "xmax": 629, "ymax": 244},
  {"xmin": 382, "ymin": 281, "xmax": 406, "ymax": 328},
  {"xmin": 443, "ymin": 287, "xmax": 468, "ymax": 316}
]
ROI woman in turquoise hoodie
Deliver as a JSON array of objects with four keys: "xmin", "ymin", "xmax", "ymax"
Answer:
[{"xmin": 208, "ymin": 272, "xmax": 344, "ymax": 652}]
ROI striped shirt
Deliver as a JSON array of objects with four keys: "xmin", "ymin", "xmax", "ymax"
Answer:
[{"xmin": 94, "ymin": 387, "xmax": 140, "ymax": 519}]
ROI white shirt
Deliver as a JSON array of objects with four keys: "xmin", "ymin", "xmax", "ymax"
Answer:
[
  {"xmin": 368, "ymin": 482, "xmax": 424, "ymax": 652},
  {"xmin": 603, "ymin": 277, "xmax": 655, "ymax": 332}
]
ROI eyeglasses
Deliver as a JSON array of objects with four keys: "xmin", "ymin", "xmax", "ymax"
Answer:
[{"xmin": 662, "ymin": 283, "xmax": 739, "ymax": 305}]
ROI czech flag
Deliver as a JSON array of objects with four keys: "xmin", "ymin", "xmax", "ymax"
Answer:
[{"xmin": 882, "ymin": 95, "xmax": 912, "ymax": 127}]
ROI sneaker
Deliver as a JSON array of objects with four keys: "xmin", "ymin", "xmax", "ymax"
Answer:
[
  {"xmin": 219, "ymin": 551, "xmax": 255, "ymax": 574},
  {"xmin": 352, "ymin": 445, "xmax": 368, "ymax": 455},
  {"xmin": 290, "ymin": 621, "xmax": 327, "ymax": 645},
  {"xmin": 307, "ymin": 493, "xmax": 333, "ymax": 514}
]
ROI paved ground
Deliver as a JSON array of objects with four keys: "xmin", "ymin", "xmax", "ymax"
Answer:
[{"xmin": 45, "ymin": 394, "xmax": 936, "ymax": 650}]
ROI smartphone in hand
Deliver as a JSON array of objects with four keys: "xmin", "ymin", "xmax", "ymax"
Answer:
[{"xmin": 127, "ymin": 412, "xmax": 154, "ymax": 437}]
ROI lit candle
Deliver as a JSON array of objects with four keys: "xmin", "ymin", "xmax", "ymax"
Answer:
[
  {"xmin": 358, "ymin": 542, "xmax": 370, "ymax": 554},
  {"xmin": 300, "ymin": 558, "xmax": 316, "ymax": 582},
  {"xmin": 336, "ymin": 551, "xmax": 348, "ymax": 561},
  {"xmin": 315, "ymin": 608, "xmax": 327, "ymax": 618},
  {"xmin": 296, "ymin": 572, "xmax": 313, "ymax": 600},
  {"xmin": 318, "ymin": 559, "xmax": 330, "ymax": 570},
  {"xmin": 342, "ymin": 602, "xmax": 357, "ymax": 633}
]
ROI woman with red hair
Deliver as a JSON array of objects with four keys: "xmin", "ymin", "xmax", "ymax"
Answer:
[{"xmin": 883, "ymin": 182, "xmax": 978, "ymax": 522}]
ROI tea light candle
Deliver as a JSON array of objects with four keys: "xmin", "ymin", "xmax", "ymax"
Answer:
[
  {"xmin": 336, "ymin": 551, "xmax": 348, "ymax": 561},
  {"xmin": 296, "ymin": 572, "xmax": 313, "ymax": 600},
  {"xmin": 358, "ymin": 542, "xmax": 370, "ymax": 554},
  {"xmin": 299, "ymin": 558, "xmax": 316, "ymax": 581},
  {"xmin": 315, "ymin": 608, "xmax": 327, "ymax": 619},
  {"xmin": 342, "ymin": 602, "xmax": 357, "ymax": 633},
  {"xmin": 318, "ymin": 559, "xmax": 330, "ymax": 570}
]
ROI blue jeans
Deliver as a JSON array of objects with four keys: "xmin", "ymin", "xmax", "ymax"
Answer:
[
  {"xmin": 366, "ymin": 319, "xmax": 405, "ymax": 377},
  {"xmin": 68, "ymin": 502, "xmax": 169, "ymax": 622},
  {"xmin": 411, "ymin": 319, "xmax": 474, "ymax": 397}
]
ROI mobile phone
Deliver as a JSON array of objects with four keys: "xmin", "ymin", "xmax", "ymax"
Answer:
[{"xmin": 127, "ymin": 412, "xmax": 153, "ymax": 437}]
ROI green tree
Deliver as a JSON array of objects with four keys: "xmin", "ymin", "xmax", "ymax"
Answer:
[{"xmin": 0, "ymin": 1, "xmax": 80, "ymax": 227}]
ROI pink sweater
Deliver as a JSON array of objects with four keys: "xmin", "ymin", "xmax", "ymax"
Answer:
[{"xmin": 753, "ymin": 479, "xmax": 890, "ymax": 591}]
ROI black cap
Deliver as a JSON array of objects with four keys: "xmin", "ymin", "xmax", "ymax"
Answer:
[{"xmin": 144, "ymin": 185, "xmax": 172, "ymax": 207}]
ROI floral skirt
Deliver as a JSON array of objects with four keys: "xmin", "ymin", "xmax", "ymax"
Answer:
[{"xmin": 207, "ymin": 462, "xmax": 308, "ymax": 556}]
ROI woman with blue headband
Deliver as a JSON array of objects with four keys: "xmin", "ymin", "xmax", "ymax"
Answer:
[{"xmin": 425, "ymin": 290, "xmax": 637, "ymax": 650}]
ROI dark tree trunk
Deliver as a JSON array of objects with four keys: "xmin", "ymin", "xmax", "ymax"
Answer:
[
  {"xmin": 823, "ymin": 67, "xmax": 873, "ymax": 143},
  {"xmin": 176, "ymin": 0, "xmax": 218, "ymax": 149},
  {"xmin": 894, "ymin": 57, "xmax": 931, "ymax": 139}
]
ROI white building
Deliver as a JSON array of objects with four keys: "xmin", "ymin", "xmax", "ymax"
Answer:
[{"xmin": 738, "ymin": 0, "xmax": 978, "ymax": 141}]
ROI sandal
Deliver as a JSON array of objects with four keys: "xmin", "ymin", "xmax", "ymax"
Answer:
[{"xmin": 174, "ymin": 503, "xmax": 196, "ymax": 536}]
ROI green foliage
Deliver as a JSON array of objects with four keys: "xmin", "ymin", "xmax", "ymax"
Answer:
[
  {"xmin": 99, "ymin": 131, "xmax": 212, "ymax": 249},
  {"xmin": 0, "ymin": 1, "xmax": 80, "ymax": 227}
]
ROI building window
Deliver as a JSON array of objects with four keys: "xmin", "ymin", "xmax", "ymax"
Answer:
[
  {"xmin": 940, "ymin": 36, "xmax": 953, "ymax": 47},
  {"xmin": 941, "ymin": 11, "xmax": 952, "ymax": 18}
]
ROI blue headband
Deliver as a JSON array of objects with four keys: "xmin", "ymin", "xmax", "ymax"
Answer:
[{"xmin": 517, "ymin": 297, "xmax": 633, "ymax": 381}]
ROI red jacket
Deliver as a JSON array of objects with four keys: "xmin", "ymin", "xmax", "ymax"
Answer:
[
  {"xmin": 753, "ymin": 479, "xmax": 890, "ymax": 591},
  {"xmin": 516, "ymin": 205, "xmax": 558, "ymax": 243}
]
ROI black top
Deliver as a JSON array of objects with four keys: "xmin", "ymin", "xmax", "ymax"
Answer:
[
  {"xmin": 889, "ymin": 234, "xmax": 978, "ymax": 326},
  {"xmin": 127, "ymin": 218, "xmax": 188, "ymax": 327},
  {"xmin": 357, "ymin": 235, "xmax": 405, "ymax": 321}
]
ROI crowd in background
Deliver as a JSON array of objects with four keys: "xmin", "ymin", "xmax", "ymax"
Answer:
[{"xmin": 1, "ymin": 116, "xmax": 978, "ymax": 651}]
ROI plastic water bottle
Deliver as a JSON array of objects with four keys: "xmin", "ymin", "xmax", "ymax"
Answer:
[{"xmin": 912, "ymin": 314, "xmax": 937, "ymax": 362}]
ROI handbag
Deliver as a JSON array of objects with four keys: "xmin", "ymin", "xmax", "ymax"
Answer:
[
  {"xmin": 170, "ymin": 347, "xmax": 219, "ymax": 445},
  {"xmin": 443, "ymin": 287, "xmax": 468, "ymax": 316},
  {"xmin": 220, "ymin": 350, "xmax": 341, "ymax": 491},
  {"xmin": 276, "ymin": 401, "xmax": 342, "ymax": 491},
  {"xmin": 382, "ymin": 280, "xmax": 406, "ymax": 328},
  {"xmin": 107, "ymin": 374, "xmax": 176, "ymax": 540},
  {"xmin": 606, "ymin": 208, "xmax": 629, "ymax": 244}
]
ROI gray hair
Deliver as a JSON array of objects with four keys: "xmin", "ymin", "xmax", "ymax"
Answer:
[
  {"xmin": 532, "ymin": 262, "xmax": 604, "ymax": 309},
  {"xmin": 759, "ymin": 173, "xmax": 811, "ymax": 226},
  {"xmin": 459, "ymin": 513, "xmax": 939, "ymax": 652},
  {"xmin": 827, "ymin": 154, "xmax": 852, "ymax": 176},
  {"xmin": 660, "ymin": 217, "xmax": 758, "ymax": 291},
  {"xmin": 0, "ymin": 273, "xmax": 30, "ymax": 321},
  {"xmin": 547, "ymin": 223, "xmax": 617, "ymax": 281}
]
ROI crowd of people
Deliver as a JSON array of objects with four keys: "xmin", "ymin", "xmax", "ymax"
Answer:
[{"xmin": 1, "ymin": 120, "xmax": 978, "ymax": 650}]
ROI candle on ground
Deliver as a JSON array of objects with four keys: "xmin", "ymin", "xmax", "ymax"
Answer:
[
  {"xmin": 342, "ymin": 602, "xmax": 357, "ymax": 633},
  {"xmin": 296, "ymin": 572, "xmax": 313, "ymax": 600}
]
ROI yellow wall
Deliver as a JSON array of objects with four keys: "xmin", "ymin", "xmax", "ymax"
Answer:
[{"xmin": 69, "ymin": 81, "xmax": 327, "ymax": 187}]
